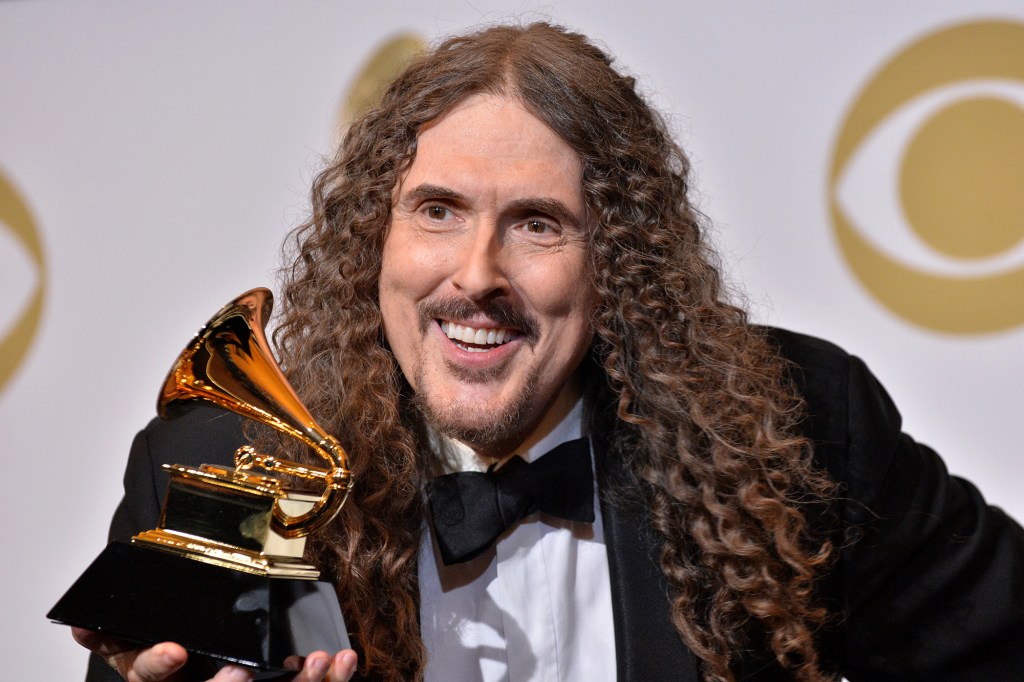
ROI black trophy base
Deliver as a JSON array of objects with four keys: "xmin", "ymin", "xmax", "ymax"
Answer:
[{"xmin": 48, "ymin": 541, "xmax": 350, "ymax": 672}]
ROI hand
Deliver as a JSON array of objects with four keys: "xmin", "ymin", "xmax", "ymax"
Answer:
[{"xmin": 72, "ymin": 627, "xmax": 358, "ymax": 682}]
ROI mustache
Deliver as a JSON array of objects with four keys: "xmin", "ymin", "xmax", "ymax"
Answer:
[{"xmin": 418, "ymin": 297, "xmax": 540, "ymax": 341}]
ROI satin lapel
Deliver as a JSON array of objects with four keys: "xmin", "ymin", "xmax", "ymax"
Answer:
[{"xmin": 592, "ymin": 427, "xmax": 701, "ymax": 682}]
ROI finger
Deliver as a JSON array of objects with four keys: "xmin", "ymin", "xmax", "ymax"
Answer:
[
  {"xmin": 72, "ymin": 628, "xmax": 189, "ymax": 682},
  {"xmin": 123, "ymin": 642, "xmax": 188, "ymax": 682},
  {"xmin": 326, "ymin": 650, "xmax": 358, "ymax": 682},
  {"xmin": 288, "ymin": 651, "xmax": 330, "ymax": 682},
  {"xmin": 71, "ymin": 627, "xmax": 138, "ymax": 659},
  {"xmin": 281, "ymin": 655, "xmax": 304, "ymax": 672}
]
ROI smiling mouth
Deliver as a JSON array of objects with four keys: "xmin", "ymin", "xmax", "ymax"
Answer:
[{"xmin": 439, "ymin": 320, "xmax": 520, "ymax": 353}]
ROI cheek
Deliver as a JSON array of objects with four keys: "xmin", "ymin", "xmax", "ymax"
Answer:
[
  {"xmin": 380, "ymin": 236, "xmax": 421, "ymax": 309},
  {"xmin": 521, "ymin": 255, "xmax": 596, "ymax": 373},
  {"xmin": 381, "ymin": 228, "xmax": 453, "ymax": 298},
  {"xmin": 378, "ymin": 229, "xmax": 451, "ymax": 360},
  {"xmin": 378, "ymin": 240, "xmax": 416, "ymax": 351},
  {"xmin": 521, "ymin": 252, "xmax": 594, "ymax": 320},
  {"xmin": 378, "ymin": 269, "xmax": 422, "ymax": 392}
]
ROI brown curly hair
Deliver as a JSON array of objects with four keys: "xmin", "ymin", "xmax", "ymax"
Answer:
[{"xmin": 271, "ymin": 21, "xmax": 837, "ymax": 682}]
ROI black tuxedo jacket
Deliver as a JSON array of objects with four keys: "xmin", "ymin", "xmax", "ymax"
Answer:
[{"xmin": 85, "ymin": 330, "xmax": 1024, "ymax": 681}]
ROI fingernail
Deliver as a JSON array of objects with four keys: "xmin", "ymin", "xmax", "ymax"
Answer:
[{"xmin": 153, "ymin": 644, "xmax": 185, "ymax": 668}]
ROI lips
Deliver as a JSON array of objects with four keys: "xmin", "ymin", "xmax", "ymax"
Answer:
[{"xmin": 439, "ymin": 320, "xmax": 519, "ymax": 352}]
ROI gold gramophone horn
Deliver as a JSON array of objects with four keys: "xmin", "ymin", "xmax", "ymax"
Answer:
[{"xmin": 159, "ymin": 288, "xmax": 352, "ymax": 539}]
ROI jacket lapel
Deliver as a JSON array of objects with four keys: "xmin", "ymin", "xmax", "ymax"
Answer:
[{"xmin": 593, "ymin": 427, "xmax": 701, "ymax": 682}]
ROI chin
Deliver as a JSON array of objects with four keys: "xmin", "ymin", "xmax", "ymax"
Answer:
[
  {"xmin": 423, "ymin": 401, "xmax": 528, "ymax": 450},
  {"xmin": 414, "ymin": 375, "xmax": 539, "ymax": 452}
]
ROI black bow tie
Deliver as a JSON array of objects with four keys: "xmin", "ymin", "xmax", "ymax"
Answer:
[{"xmin": 426, "ymin": 437, "xmax": 594, "ymax": 565}]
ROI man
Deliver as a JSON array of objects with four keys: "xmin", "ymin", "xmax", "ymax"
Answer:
[{"xmin": 77, "ymin": 22, "xmax": 1024, "ymax": 682}]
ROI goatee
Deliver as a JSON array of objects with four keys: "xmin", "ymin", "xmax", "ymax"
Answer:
[{"xmin": 411, "ymin": 363, "xmax": 541, "ymax": 452}]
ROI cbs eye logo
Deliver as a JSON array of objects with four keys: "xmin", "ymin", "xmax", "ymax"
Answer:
[
  {"xmin": 334, "ymin": 33, "xmax": 425, "ymax": 142},
  {"xmin": 0, "ymin": 168, "xmax": 46, "ymax": 395},
  {"xmin": 829, "ymin": 20, "xmax": 1024, "ymax": 335}
]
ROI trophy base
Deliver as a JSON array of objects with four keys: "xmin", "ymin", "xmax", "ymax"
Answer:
[
  {"xmin": 132, "ymin": 529, "xmax": 321, "ymax": 579},
  {"xmin": 48, "ymin": 541, "xmax": 350, "ymax": 671}
]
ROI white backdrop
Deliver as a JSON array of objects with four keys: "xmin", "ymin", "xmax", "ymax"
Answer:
[{"xmin": 2, "ymin": 2, "xmax": 1022, "ymax": 680}]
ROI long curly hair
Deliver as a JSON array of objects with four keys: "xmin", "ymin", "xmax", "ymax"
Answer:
[{"xmin": 271, "ymin": 22, "xmax": 837, "ymax": 682}]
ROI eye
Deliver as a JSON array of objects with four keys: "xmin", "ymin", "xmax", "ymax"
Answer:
[
  {"xmin": 423, "ymin": 204, "xmax": 453, "ymax": 222},
  {"xmin": 836, "ymin": 81, "xmax": 1024, "ymax": 278},
  {"xmin": 827, "ymin": 19, "xmax": 1024, "ymax": 335},
  {"xmin": 524, "ymin": 219, "xmax": 552, "ymax": 234}
]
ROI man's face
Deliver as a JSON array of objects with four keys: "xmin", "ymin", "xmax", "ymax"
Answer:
[{"xmin": 379, "ymin": 94, "xmax": 595, "ymax": 456}]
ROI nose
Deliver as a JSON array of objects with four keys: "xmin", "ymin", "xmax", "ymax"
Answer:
[{"xmin": 450, "ymin": 223, "xmax": 509, "ymax": 302}]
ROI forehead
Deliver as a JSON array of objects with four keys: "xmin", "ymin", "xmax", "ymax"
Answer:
[{"xmin": 399, "ymin": 94, "xmax": 585, "ymax": 206}]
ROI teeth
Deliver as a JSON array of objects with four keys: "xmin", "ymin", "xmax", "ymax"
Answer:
[{"xmin": 439, "ymin": 320, "xmax": 517, "ymax": 349}]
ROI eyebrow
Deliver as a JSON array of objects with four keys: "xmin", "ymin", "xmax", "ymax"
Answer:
[
  {"xmin": 401, "ymin": 184, "xmax": 583, "ymax": 229},
  {"xmin": 401, "ymin": 184, "xmax": 467, "ymax": 206},
  {"xmin": 504, "ymin": 197, "xmax": 582, "ymax": 230}
]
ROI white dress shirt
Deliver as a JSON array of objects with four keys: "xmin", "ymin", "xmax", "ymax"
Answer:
[{"xmin": 419, "ymin": 400, "xmax": 617, "ymax": 681}]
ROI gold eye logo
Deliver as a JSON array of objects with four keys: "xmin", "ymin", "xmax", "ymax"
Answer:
[
  {"xmin": 829, "ymin": 21, "xmax": 1024, "ymax": 334},
  {"xmin": 334, "ymin": 33, "xmax": 426, "ymax": 143},
  {"xmin": 0, "ymin": 169, "xmax": 46, "ymax": 395}
]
